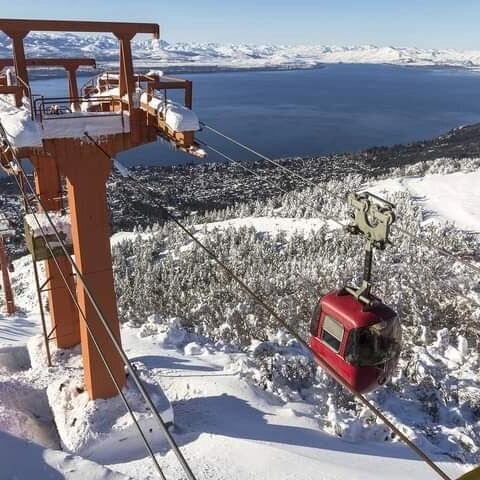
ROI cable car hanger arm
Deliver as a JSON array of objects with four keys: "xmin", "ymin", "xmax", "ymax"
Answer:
[{"xmin": 344, "ymin": 192, "xmax": 395, "ymax": 303}]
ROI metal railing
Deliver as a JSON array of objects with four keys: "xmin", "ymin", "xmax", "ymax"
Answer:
[
  {"xmin": 81, "ymin": 70, "xmax": 158, "ymax": 98},
  {"xmin": 33, "ymin": 95, "xmax": 126, "ymax": 130}
]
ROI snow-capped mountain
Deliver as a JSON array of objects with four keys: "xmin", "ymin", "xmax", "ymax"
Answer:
[{"xmin": 2, "ymin": 33, "xmax": 480, "ymax": 71}]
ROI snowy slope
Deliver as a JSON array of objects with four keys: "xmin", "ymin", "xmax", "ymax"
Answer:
[
  {"xmin": 0, "ymin": 430, "xmax": 131, "ymax": 480},
  {"xmin": 0, "ymin": 168, "xmax": 478, "ymax": 479},
  {"xmin": 368, "ymin": 170, "xmax": 480, "ymax": 231},
  {"xmin": 2, "ymin": 33, "xmax": 480, "ymax": 71},
  {"xmin": 106, "ymin": 326, "xmax": 467, "ymax": 480}
]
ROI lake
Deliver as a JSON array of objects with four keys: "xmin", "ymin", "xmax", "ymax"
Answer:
[{"xmin": 29, "ymin": 64, "xmax": 480, "ymax": 167}]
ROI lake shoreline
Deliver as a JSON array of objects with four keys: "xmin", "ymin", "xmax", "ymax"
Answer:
[{"xmin": 26, "ymin": 61, "xmax": 480, "ymax": 81}]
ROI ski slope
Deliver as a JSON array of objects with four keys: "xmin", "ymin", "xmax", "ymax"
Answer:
[{"xmin": 105, "ymin": 327, "xmax": 466, "ymax": 480}]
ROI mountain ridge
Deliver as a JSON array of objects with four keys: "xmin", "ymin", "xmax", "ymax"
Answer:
[{"xmin": 2, "ymin": 33, "xmax": 480, "ymax": 71}]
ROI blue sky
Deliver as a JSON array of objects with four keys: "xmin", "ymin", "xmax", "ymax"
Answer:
[{"xmin": 2, "ymin": 0, "xmax": 479, "ymax": 49}]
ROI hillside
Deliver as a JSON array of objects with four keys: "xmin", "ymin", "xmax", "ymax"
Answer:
[
  {"xmin": 0, "ymin": 120, "xmax": 479, "ymax": 478},
  {"xmin": 3, "ymin": 122, "xmax": 480, "ymax": 247},
  {"xmin": 1, "ymin": 152, "xmax": 479, "ymax": 478}
]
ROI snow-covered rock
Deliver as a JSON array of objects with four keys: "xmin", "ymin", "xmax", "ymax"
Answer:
[{"xmin": 47, "ymin": 368, "xmax": 173, "ymax": 459}]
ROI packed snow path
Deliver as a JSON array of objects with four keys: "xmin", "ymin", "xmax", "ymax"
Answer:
[
  {"xmin": 0, "ymin": 430, "xmax": 130, "ymax": 480},
  {"xmin": 0, "ymin": 308, "xmax": 467, "ymax": 479},
  {"xmin": 103, "ymin": 326, "xmax": 466, "ymax": 480}
]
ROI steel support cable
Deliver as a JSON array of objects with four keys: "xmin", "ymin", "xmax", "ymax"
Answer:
[
  {"xmin": 200, "ymin": 122, "xmax": 346, "ymax": 202},
  {"xmin": 10, "ymin": 169, "xmax": 167, "ymax": 480},
  {"xmin": 84, "ymin": 135, "xmax": 452, "ymax": 480},
  {"xmin": 10, "ymin": 158, "xmax": 198, "ymax": 480},
  {"xmin": 393, "ymin": 223, "xmax": 480, "ymax": 276},
  {"xmin": 196, "ymin": 140, "xmax": 347, "ymax": 230},
  {"xmin": 198, "ymin": 141, "xmax": 480, "ymax": 311},
  {"xmin": 201, "ymin": 121, "xmax": 480, "ymax": 278}
]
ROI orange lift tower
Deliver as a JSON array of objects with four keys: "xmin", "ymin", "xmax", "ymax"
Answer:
[
  {"xmin": 1, "ymin": 57, "xmax": 97, "ymax": 349},
  {"xmin": 0, "ymin": 19, "xmax": 203, "ymax": 400}
]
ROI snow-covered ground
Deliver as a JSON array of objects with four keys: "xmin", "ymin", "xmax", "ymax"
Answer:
[
  {"xmin": 0, "ymin": 168, "xmax": 478, "ymax": 479},
  {"xmin": 369, "ymin": 170, "xmax": 480, "ymax": 231},
  {"xmin": 3, "ymin": 33, "xmax": 480, "ymax": 71},
  {"xmin": 0, "ymin": 303, "xmax": 469, "ymax": 480}
]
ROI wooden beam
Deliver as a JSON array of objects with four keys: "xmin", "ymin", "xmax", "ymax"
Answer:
[
  {"xmin": 0, "ymin": 85, "xmax": 23, "ymax": 106},
  {"xmin": 0, "ymin": 236, "xmax": 15, "ymax": 315},
  {"xmin": 10, "ymin": 32, "xmax": 29, "ymax": 95},
  {"xmin": 66, "ymin": 66, "xmax": 80, "ymax": 108},
  {"xmin": 156, "ymin": 81, "xmax": 189, "ymax": 90},
  {"xmin": 0, "ymin": 19, "xmax": 159, "ymax": 38},
  {"xmin": 185, "ymin": 80, "xmax": 192, "ymax": 109}
]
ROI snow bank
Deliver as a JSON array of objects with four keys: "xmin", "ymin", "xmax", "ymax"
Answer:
[
  {"xmin": 200, "ymin": 216, "xmax": 332, "ymax": 237},
  {"xmin": 184, "ymin": 342, "xmax": 203, "ymax": 356},
  {"xmin": 47, "ymin": 366, "xmax": 173, "ymax": 459},
  {"xmin": 369, "ymin": 170, "xmax": 480, "ymax": 231},
  {"xmin": 0, "ymin": 377, "xmax": 59, "ymax": 449},
  {"xmin": 140, "ymin": 92, "xmax": 200, "ymax": 131},
  {"xmin": 0, "ymin": 430, "xmax": 131, "ymax": 479},
  {"xmin": 118, "ymin": 325, "xmax": 469, "ymax": 480},
  {"xmin": 0, "ymin": 345, "xmax": 30, "ymax": 372},
  {"xmin": 0, "ymin": 96, "xmax": 43, "ymax": 148},
  {"xmin": 110, "ymin": 231, "xmax": 145, "ymax": 246}
]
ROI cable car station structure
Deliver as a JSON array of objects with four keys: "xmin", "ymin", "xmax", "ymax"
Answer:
[{"xmin": 0, "ymin": 18, "xmax": 203, "ymax": 400}]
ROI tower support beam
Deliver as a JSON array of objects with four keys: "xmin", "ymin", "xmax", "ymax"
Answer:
[
  {"xmin": 49, "ymin": 139, "xmax": 125, "ymax": 399},
  {"xmin": 31, "ymin": 154, "xmax": 80, "ymax": 348}
]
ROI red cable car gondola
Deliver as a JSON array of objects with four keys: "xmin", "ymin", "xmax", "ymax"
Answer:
[
  {"xmin": 309, "ymin": 289, "xmax": 401, "ymax": 393},
  {"xmin": 309, "ymin": 192, "xmax": 402, "ymax": 394}
]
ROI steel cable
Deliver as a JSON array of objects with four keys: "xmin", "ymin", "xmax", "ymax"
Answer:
[
  {"xmin": 10, "ymin": 168, "xmax": 167, "ymax": 480},
  {"xmin": 201, "ymin": 121, "xmax": 480, "ymax": 278},
  {"xmin": 197, "ymin": 140, "xmax": 480, "ymax": 311},
  {"xmin": 85, "ymin": 134, "xmax": 452, "ymax": 480},
  {"xmin": 196, "ymin": 140, "xmax": 347, "ymax": 229},
  {"xmin": 10, "ymin": 155, "xmax": 198, "ymax": 480}
]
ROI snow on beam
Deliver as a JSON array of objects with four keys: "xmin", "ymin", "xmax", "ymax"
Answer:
[
  {"xmin": 40, "ymin": 111, "xmax": 130, "ymax": 139},
  {"xmin": 140, "ymin": 92, "xmax": 200, "ymax": 132},
  {"xmin": 25, "ymin": 335, "xmax": 174, "ymax": 460},
  {"xmin": 0, "ymin": 98, "xmax": 42, "ymax": 148}
]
